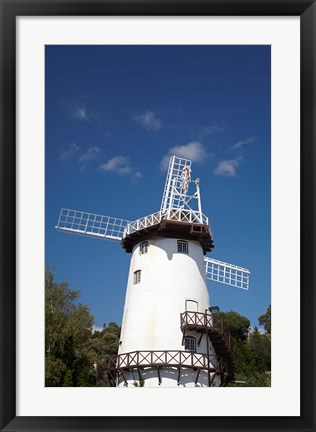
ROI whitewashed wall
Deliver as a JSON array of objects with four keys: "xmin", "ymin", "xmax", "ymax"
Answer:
[{"xmin": 117, "ymin": 236, "xmax": 220, "ymax": 387}]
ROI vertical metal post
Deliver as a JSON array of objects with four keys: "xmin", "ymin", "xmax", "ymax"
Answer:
[
  {"xmin": 196, "ymin": 179, "xmax": 203, "ymax": 223},
  {"xmin": 168, "ymin": 177, "xmax": 176, "ymax": 219},
  {"xmin": 205, "ymin": 309, "xmax": 211, "ymax": 387},
  {"xmin": 161, "ymin": 156, "xmax": 175, "ymax": 213}
]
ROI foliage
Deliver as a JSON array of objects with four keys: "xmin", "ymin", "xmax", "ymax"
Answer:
[
  {"xmin": 45, "ymin": 267, "xmax": 270, "ymax": 388},
  {"xmin": 132, "ymin": 379, "xmax": 145, "ymax": 387},
  {"xmin": 45, "ymin": 267, "xmax": 94, "ymax": 386},
  {"xmin": 219, "ymin": 310, "xmax": 250, "ymax": 341},
  {"xmin": 221, "ymin": 308, "xmax": 271, "ymax": 387},
  {"xmin": 87, "ymin": 322, "xmax": 121, "ymax": 386},
  {"xmin": 45, "ymin": 357, "xmax": 67, "ymax": 387},
  {"xmin": 45, "ymin": 267, "xmax": 122, "ymax": 387},
  {"xmin": 258, "ymin": 305, "xmax": 271, "ymax": 334},
  {"xmin": 248, "ymin": 327, "xmax": 271, "ymax": 371},
  {"xmin": 63, "ymin": 369, "xmax": 73, "ymax": 387}
]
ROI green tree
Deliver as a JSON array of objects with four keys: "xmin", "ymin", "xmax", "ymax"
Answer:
[
  {"xmin": 87, "ymin": 322, "xmax": 121, "ymax": 386},
  {"xmin": 220, "ymin": 308, "xmax": 271, "ymax": 387},
  {"xmin": 248, "ymin": 327, "xmax": 271, "ymax": 371},
  {"xmin": 220, "ymin": 310, "xmax": 250, "ymax": 341},
  {"xmin": 258, "ymin": 304, "xmax": 271, "ymax": 334},
  {"xmin": 45, "ymin": 267, "xmax": 94, "ymax": 386},
  {"xmin": 63, "ymin": 369, "xmax": 73, "ymax": 387},
  {"xmin": 45, "ymin": 357, "xmax": 67, "ymax": 387}
]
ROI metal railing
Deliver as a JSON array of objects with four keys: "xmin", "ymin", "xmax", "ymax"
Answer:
[{"xmin": 124, "ymin": 209, "xmax": 208, "ymax": 237}]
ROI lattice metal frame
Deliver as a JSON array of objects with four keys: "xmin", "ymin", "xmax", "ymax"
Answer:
[
  {"xmin": 124, "ymin": 209, "xmax": 208, "ymax": 237},
  {"xmin": 55, "ymin": 157, "xmax": 250, "ymax": 291},
  {"xmin": 55, "ymin": 208, "xmax": 130, "ymax": 241},
  {"xmin": 160, "ymin": 156, "xmax": 192, "ymax": 212},
  {"xmin": 204, "ymin": 257, "xmax": 250, "ymax": 290}
]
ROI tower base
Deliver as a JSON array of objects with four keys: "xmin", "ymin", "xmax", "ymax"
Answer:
[{"xmin": 116, "ymin": 367, "xmax": 221, "ymax": 388}]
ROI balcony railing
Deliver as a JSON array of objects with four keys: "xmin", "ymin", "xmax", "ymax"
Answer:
[
  {"xmin": 107, "ymin": 349, "xmax": 233, "ymax": 387},
  {"xmin": 123, "ymin": 209, "xmax": 208, "ymax": 237},
  {"xmin": 115, "ymin": 350, "xmax": 219, "ymax": 371},
  {"xmin": 180, "ymin": 311, "xmax": 232, "ymax": 352}
]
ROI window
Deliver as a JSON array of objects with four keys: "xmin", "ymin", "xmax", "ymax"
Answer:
[
  {"xmin": 177, "ymin": 240, "xmax": 188, "ymax": 254},
  {"xmin": 185, "ymin": 300, "xmax": 198, "ymax": 312},
  {"xmin": 184, "ymin": 336, "xmax": 196, "ymax": 352},
  {"xmin": 133, "ymin": 270, "xmax": 141, "ymax": 284},
  {"xmin": 139, "ymin": 241, "xmax": 148, "ymax": 255}
]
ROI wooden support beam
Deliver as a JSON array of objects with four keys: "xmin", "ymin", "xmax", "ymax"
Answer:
[
  {"xmin": 120, "ymin": 370, "xmax": 128, "ymax": 387},
  {"xmin": 137, "ymin": 368, "xmax": 142, "ymax": 381},
  {"xmin": 105, "ymin": 371, "xmax": 115, "ymax": 387},
  {"xmin": 177, "ymin": 368, "xmax": 181, "ymax": 386},
  {"xmin": 209, "ymin": 372, "xmax": 217, "ymax": 387},
  {"xmin": 157, "ymin": 367, "xmax": 162, "ymax": 385},
  {"xmin": 195, "ymin": 369, "xmax": 201, "ymax": 385}
]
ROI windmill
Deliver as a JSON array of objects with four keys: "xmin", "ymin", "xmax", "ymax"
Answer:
[{"xmin": 56, "ymin": 155, "xmax": 250, "ymax": 387}]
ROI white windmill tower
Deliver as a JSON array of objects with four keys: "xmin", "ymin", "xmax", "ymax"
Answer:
[{"xmin": 56, "ymin": 156, "xmax": 250, "ymax": 388}]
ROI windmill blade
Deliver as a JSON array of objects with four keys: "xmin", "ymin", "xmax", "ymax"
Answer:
[
  {"xmin": 160, "ymin": 156, "xmax": 192, "ymax": 213},
  {"xmin": 204, "ymin": 257, "xmax": 250, "ymax": 290},
  {"xmin": 56, "ymin": 208, "xmax": 130, "ymax": 241}
]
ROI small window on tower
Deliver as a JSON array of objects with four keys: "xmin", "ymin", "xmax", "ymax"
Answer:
[
  {"xmin": 133, "ymin": 270, "xmax": 141, "ymax": 285},
  {"xmin": 184, "ymin": 336, "xmax": 196, "ymax": 352},
  {"xmin": 177, "ymin": 240, "xmax": 188, "ymax": 254},
  {"xmin": 139, "ymin": 241, "xmax": 149, "ymax": 255}
]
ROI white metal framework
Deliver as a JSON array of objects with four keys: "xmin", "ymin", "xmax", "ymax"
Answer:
[
  {"xmin": 55, "ymin": 208, "xmax": 129, "ymax": 241},
  {"xmin": 56, "ymin": 156, "xmax": 250, "ymax": 291},
  {"xmin": 124, "ymin": 209, "xmax": 208, "ymax": 237},
  {"xmin": 160, "ymin": 156, "xmax": 205, "ymax": 224},
  {"xmin": 204, "ymin": 257, "xmax": 250, "ymax": 290},
  {"xmin": 161, "ymin": 156, "xmax": 192, "ymax": 213},
  {"xmin": 56, "ymin": 207, "xmax": 208, "ymax": 241}
]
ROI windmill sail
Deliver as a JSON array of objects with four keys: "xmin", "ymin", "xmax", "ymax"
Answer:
[
  {"xmin": 204, "ymin": 257, "xmax": 250, "ymax": 290},
  {"xmin": 160, "ymin": 156, "xmax": 192, "ymax": 213},
  {"xmin": 55, "ymin": 208, "xmax": 130, "ymax": 241},
  {"xmin": 56, "ymin": 157, "xmax": 250, "ymax": 292}
]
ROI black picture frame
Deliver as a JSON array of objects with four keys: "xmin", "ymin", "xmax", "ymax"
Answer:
[{"xmin": 0, "ymin": 1, "xmax": 315, "ymax": 431}]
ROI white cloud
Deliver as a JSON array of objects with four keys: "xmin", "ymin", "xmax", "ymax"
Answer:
[
  {"xmin": 99, "ymin": 156, "xmax": 142, "ymax": 180},
  {"xmin": 99, "ymin": 156, "xmax": 131, "ymax": 175},
  {"xmin": 73, "ymin": 106, "xmax": 89, "ymax": 121},
  {"xmin": 60, "ymin": 98, "xmax": 91, "ymax": 121},
  {"xmin": 59, "ymin": 143, "xmax": 80, "ymax": 161},
  {"xmin": 214, "ymin": 157, "xmax": 243, "ymax": 177},
  {"xmin": 78, "ymin": 146, "xmax": 101, "ymax": 167},
  {"xmin": 161, "ymin": 141, "xmax": 208, "ymax": 171},
  {"xmin": 133, "ymin": 171, "xmax": 143, "ymax": 180},
  {"xmin": 200, "ymin": 123, "xmax": 224, "ymax": 136},
  {"xmin": 232, "ymin": 137, "xmax": 254, "ymax": 150},
  {"xmin": 133, "ymin": 111, "xmax": 161, "ymax": 131},
  {"xmin": 60, "ymin": 144, "xmax": 101, "ymax": 169}
]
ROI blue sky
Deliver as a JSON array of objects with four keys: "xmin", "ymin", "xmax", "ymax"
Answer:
[{"xmin": 45, "ymin": 45, "xmax": 271, "ymax": 329}]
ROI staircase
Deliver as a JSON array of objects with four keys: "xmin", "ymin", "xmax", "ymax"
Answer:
[{"xmin": 180, "ymin": 311, "xmax": 235, "ymax": 384}]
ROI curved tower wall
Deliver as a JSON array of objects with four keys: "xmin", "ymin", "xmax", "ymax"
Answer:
[{"xmin": 117, "ymin": 236, "xmax": 220, "ymax": 387}]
